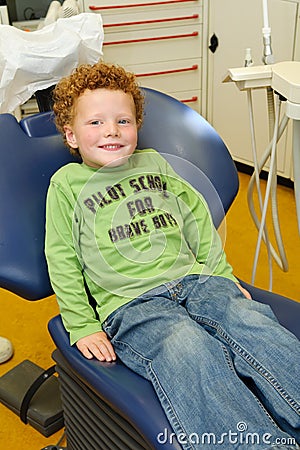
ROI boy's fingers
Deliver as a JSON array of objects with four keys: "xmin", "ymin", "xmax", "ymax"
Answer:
[
  {"xmin": 98, "ymin": 342, "xmax": 117, "ymax": 362},
  {"xmin": 89, "ymin": 342, "xmax": 116, "ymax": 362},
  {"xmin": 94, "ymin": 342, "xmax": 111, "ymax": 361},
  {"xmin": 78, "ymin": 344, "xmax": 93, "ymax": 360},
  {"xmin": 76, "ymin": 332, "xmax": 117, "ymax": 362}
]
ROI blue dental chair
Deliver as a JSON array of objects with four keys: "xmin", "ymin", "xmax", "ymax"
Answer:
[{"xmin": 0, "ymin": 88, "xmax": 299, "ymax": 449}]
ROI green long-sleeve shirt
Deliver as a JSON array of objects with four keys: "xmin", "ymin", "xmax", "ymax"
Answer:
[{"xmin": 45, "ymin": 149, "xmax": 237, "ymax": 344}]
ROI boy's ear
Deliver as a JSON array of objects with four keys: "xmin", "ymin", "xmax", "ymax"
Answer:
[{"xmin": 64, "ymin": 125, "xmax": 78, "ymax": 149}]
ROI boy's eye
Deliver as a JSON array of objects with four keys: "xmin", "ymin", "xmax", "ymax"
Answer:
[
  {"xmin": 91, "ymin": 120, "xmax": 101, "ymax": 125},
  {"xmin": 119, "ymin": 119, "xmax": 130, "ymax": 124}
]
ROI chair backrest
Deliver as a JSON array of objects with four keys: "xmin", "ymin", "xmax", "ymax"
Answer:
[
  {"xmin": 138, "ymin": 88, "xmax": 239, "ymax": 225},
  {"xmin": 0, "ymin": 88, "xmax": 238, "ymax": 301},
  {"xmin": 0, "ymin": 114, "xmax": 77, "ymax": 300},
  {"xmin": 20, "ymin": 110, "xmax": 58, "ymax": 137}
]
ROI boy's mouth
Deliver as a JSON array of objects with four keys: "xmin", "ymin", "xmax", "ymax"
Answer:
[{"xmin": 101, "ymin": 144, "xmax": 123, "ymax": 152}]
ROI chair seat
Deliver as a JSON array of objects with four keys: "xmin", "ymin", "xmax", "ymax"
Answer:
[{"xmin": 48, "ymin": 315, "xmax": 182, "ymax": 450}]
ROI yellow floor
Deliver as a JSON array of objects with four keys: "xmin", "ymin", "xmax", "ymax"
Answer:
[
  {"xmin": 225, "ymin": 172, "xmax": 300, "ymax": 300},
  {"xmin": 0, "ymin": 171, "xmax": 299, "ymax": 450}
]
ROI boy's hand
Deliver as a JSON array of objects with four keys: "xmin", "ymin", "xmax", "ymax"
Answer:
[
  {"xmin": 236, "ymin": 282, "xmax": 252, "ymax": 299},
  {"xmin": 76, "ymin": 331, "xmax": 116, "ymax": 362}
]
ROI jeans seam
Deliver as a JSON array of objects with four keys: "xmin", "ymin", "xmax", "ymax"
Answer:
[
  {"xmin": 114, "ymin": 339, "xmax": 195, "ymax": 450},
  {"xmin": 194, "ymin": 315, "xmax": 300, "ymax": 417},
  {"xmin": 220, "ymin": 343, "xmax": 236, "ymax": 374},
  {"xmin": 217, "ymin": 332, "xmax": 281, "ymax": 429},
  {"xmin": 146, "ymin": 361, "xmax": 195, "ymax": 450}
]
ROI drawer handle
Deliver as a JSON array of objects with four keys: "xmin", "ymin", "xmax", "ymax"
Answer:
[
  {"xmin": 104, "ymin": 14, "xmax": 199, "ymax": 28},
  {"xmin": 181, "ymin": 96, "xmax": 198, "ymax": 103},
  {"xmin": 90, "ymin": 1, "xmax": 197, "ymax": 11},
  {"xmin": 104, "ymin": 31, "xmax": 198, "ymax": 46},
  {"xmin": 136, "ymin": 64, "xmax": 198, "ymax": 77}
]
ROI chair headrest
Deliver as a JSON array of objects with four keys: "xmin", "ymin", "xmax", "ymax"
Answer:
[{"xmin": 0, "ymin": 113, "xmax": 78, "ymax": 299}]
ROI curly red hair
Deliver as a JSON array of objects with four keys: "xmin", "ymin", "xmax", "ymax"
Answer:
[{"xmin": 53, "ymin": 61, "xmax": 145, "ymax": 156}]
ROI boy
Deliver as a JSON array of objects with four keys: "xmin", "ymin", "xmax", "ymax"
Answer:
[{"xmin": 45, "ymin": 61, "xmax": 299, "ymax": 449}]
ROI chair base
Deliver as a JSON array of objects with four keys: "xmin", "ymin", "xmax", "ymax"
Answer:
[{"xmin": 52, "ymin": 349, "xmax": 154, "ymax": 450}]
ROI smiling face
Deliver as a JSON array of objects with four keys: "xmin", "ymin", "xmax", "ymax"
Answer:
[{"xmin": 64, "ymin": 88, "xmax": 138, "ymax": 168}]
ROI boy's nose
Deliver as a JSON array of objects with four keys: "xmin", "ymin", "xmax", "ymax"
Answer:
[{"xmin": 104, "ymin": 123, "xmax": 120, "ymax": 137}]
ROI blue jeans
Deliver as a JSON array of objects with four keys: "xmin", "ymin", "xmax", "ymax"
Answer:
[{"xmin": 102, "ymin": 275, "xmax": 300, "ymax": 449}]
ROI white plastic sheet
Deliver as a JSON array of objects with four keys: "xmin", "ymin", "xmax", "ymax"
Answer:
[{"xmin": 0, "ymin": 13, "xmax": 104, "ymax": 113}]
